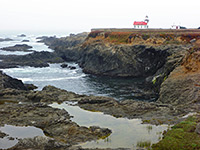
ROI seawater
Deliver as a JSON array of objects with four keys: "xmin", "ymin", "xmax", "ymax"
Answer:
[
  {"xmin": 2, "ymin": 63, "xmax": 146, "ymax": 100},
  {"xmin": 0, "ymin": 32, "xmax": 147, "ymax": 100},
  {"xmin": 0, "ymin": 34, "xmax": 53, "ymax": 55}
]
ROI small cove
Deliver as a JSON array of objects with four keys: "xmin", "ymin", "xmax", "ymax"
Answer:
[
  {"xmin": 50, "ymin": 102, "xmax": 169, "ymax": 149},
  {"xmin": 1, "ymin": 63, "xmax": 149, "ymax": 101}
]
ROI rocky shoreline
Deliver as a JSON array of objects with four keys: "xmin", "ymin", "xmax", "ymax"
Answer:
[
  {"xmin": 0, "ymin": 71, "xmax": 112, "ymax": 150},
  {"xmin": 1, "ymin": 30, "xmax": 200, "ymax": 149}
]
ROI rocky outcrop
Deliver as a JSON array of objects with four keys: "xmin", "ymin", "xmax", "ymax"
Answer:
[
  {"xmin": 1, "ymin": 44, "xmax": 33, "ymax": 52},
  {"xmin": 18, "ymin": 34, "xmax": 26, "ymax": 37},
  {"xmin": 0, "ymin": 38, "xmax": 13, "ymax": 42},
  {"xmin": 9, "ymin": 136, "xmax": 71, "ymax": 150},
  {"xmin": 39, "ymin": 32, "xmax": 88, "ymax": 49},
  {"xmin": 22, "ymin": 40, "xmax": 30, "ymax": 42},
  {"xmin": 158, "ymin": 46, "xmax": 200, "ymax": 106},
  {"xmin": 0, "ymin": 71, "xmax": 27, "ymax": 90},
  {"xmin": 78, "ymin": 43, "xmax": 188, "ymax": 78},
  {"xmin": 0, "ymin": 51, "xmax": 64, "ymax": 68}
]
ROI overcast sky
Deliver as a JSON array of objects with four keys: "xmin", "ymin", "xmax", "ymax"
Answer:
[{"xmin": 0, "ymin": 0, "xmax": 199, "ymax": 34}]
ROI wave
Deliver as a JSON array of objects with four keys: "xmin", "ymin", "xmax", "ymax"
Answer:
[
  {"xmin": 0, "ymin": 50, "xmax": 32, "ymax": 55},
  {"xmin": 19, "ymin": 74, "xmax": 86, "ymax": 82}
]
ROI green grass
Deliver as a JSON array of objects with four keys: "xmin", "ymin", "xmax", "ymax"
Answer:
[
  {"xmin": 137, "ymin": 141, "xmax": 151, "ymax": 149},
  {"xmin": 146, "ymin": 125, "xmax": 153, "ymax": 133},
  {"xmin": 152, "ymin": 116, "xmax": 200, "ymax": 150}
]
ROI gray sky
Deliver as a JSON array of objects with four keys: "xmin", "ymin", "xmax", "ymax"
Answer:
[{"xmin": 0, "ymin": 0, "xmax": 199, "ymax": 33}]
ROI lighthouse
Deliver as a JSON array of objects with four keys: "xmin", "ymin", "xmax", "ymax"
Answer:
[{"xmin": 133, "ymin": 16, "xmax": 149, "ymax": 29}]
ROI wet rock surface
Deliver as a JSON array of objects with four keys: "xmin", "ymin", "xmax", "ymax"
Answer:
[
  {"xmin": 9, "ymin": 136, "xmax": 71, "ymax": 150},
  {"xmin": 0, "ymin": 51, "xmax": 64, "ymax": 68},
  {"xmin": 0, "ymin": 38, "xmax": 13, "ymax": 42},
  {"xmin": 0, "ymin": 71, "xmax": 27, "ymax": 90},
  {"xmin": 78, "ymin": 44, "xmax": 169, "ymax": 77},
  {"xmin": 22, "ymin": 40, "xmax": 30, "ymax": 42},
  {"xmin": 0, "ymin": 102, "xmax": 112, "ymax": 149},
  {"xmin": 0, "ymin": 84, "xmax": 189, "ymax": 125},
  {"xmin": 0, "ymin": 74, "xmax": 112, "ymax": 149},
  {"xmin": 1, "ymin": 44, "xmax": 33, "ymax": 52},
  {"xmin": 0, "ymin": 130, "xmax": 8, "ymax": 138},
  {"xmin": 18, "ymin": 34, "xmax": 26, "ymax": 37}
]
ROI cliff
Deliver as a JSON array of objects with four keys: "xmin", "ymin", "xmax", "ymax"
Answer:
[{"xmin": 78, "ymin": 30, "xmax": 200, "ymax": 78}]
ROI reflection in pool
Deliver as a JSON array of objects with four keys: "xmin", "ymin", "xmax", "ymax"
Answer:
[
  {"xmin": 50, "ymin": 102, "xmax": 169, "ymax": 149},
  {"xmin": 0, "ymin": 125, "xmax": 45, "ymax": 149}
]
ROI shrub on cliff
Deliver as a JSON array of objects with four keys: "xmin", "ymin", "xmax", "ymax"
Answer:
[
  {"xmin": 180, "ymin": 33, "xmax": 200, "ymax": 43},
  {"xmin": 105, "ymin": 32, "xmax": 132, "ymax": 44},
  {"xmin": 88, "ymin": 31, "xmax": 103, "ymax": 38}
]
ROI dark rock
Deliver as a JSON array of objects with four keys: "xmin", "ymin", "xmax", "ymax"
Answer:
[
  {"xmin": 9, "ymin": 136, "xmax": 71, "ymax": 150},
  {"xmin": 0, "ymin": 51, "xmax": 64, "ymax": 68},
  {"xmin": 36, "ymin": 36, "xmax": 49, "ymax": 40},
  {"xmin": 61, "ymin": 63, "xmax": 68, "ymax": 68},
  {"xmin": 78, "ymin": 44, "xmax": 170, "ymax": 77},
  {"xmin": 26, "ymin": 85, "xmax": 84, "ymax": 103},
  {"xmin": 1, "ymin": 44, "xmax": 33, "ymax": 52},
  {"xmin": 0, "ymin": 38, "xmax": 13, "ymax": 42},
  {"xmin": 8, "ymin": 137, "xmax": 15, "ymax": 140},
  {"xmin": 39, "ymin": 32, "xmax": 88, "ymax": 49},
  {"xmin": 18, "ymin": 34, "xmax": 26, "ymax": 37},
  {"xmin": 0, "ymin": 131, "xmax": 8, "ymax": 138},
  {"xmin": 0, "ymin": 71, "xmax": 27, "ymax": 90},
  {"xmin": 158, "ymin": 48, "xmax": 200, "ymax": 105},
  {"xmin": 69, "ymin": 66, "xmax": 76, "ymax": 70},
  {"xmin": 24, "ymin": 84, "xmax": 38, "ymax": 90},
  {"xmin": 22, "ymin": 40, "xmax": 30, "ymax": 42}
]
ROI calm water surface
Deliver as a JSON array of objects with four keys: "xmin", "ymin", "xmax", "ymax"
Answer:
[
  {"xmin": 50, "ymin": 102, "xmax": 169, "ymax": 149},
  {"xmin": 0, "ymin": 125, "xmax": 45, "ymax": 149}
]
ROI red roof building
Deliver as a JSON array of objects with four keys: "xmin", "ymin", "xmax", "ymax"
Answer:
[
  {"xmin": 133, "ymin": 16, "xmax": 149, "ymax": 28},
  {"xmin": 133, "ymin": 21, "xmax": 147, "ymax": 25}
]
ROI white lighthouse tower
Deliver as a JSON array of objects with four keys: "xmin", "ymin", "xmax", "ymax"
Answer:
[{"xmin": 144, "ymin": 15, "xmax": 149, "ymax": 28}]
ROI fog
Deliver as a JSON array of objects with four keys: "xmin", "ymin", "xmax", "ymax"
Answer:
[{"xmin": 0, "ymin": 0, "xmax": 199, "ymax": 34}]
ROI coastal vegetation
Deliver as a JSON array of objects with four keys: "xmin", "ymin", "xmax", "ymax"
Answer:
[
  {"xmin": 152, "ymin": 115, "xmax": 200, "ymax": 150},
  {"xmin": 1, "ymin": 29, "xmax": 200, "ymax": 149},
  {"xmin": 87, "ymin": 29, "xmax": 200, "ymax": 45}
]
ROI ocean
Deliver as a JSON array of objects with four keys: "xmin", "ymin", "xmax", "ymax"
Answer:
[{"xmin": 0, "ymin": 32, "xmax": 148, "ymax": 101}]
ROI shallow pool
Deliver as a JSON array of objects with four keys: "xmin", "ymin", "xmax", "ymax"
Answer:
[
  {"xmin": 50, "ymin": 102, "xmax": 169, "ymax": 149},
  {"xmin": 0, "ymin": 125, "xmax": 45, "ymax": 149}
]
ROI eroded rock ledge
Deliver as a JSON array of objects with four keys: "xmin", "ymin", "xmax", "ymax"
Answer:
[{"xmin": 0, "ymin": 74, "xmax": 112, "ymax": 149}]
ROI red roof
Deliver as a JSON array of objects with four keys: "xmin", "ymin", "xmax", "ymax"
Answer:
[{"xmin": 133, "ymin": 21, "xmax": 147, "ymax": 25}]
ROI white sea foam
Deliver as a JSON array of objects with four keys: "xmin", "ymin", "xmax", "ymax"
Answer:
[
  {"xmin": 19, "ymin": 74, "xmax": 86, "ymax": 82},
  {"xmin": 0, "ymin": 34, "xmax": 54, "ymax": 54},
  {"xmin": 0, "ymin": 50, "xmax": 32, "ymax": 55}
]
